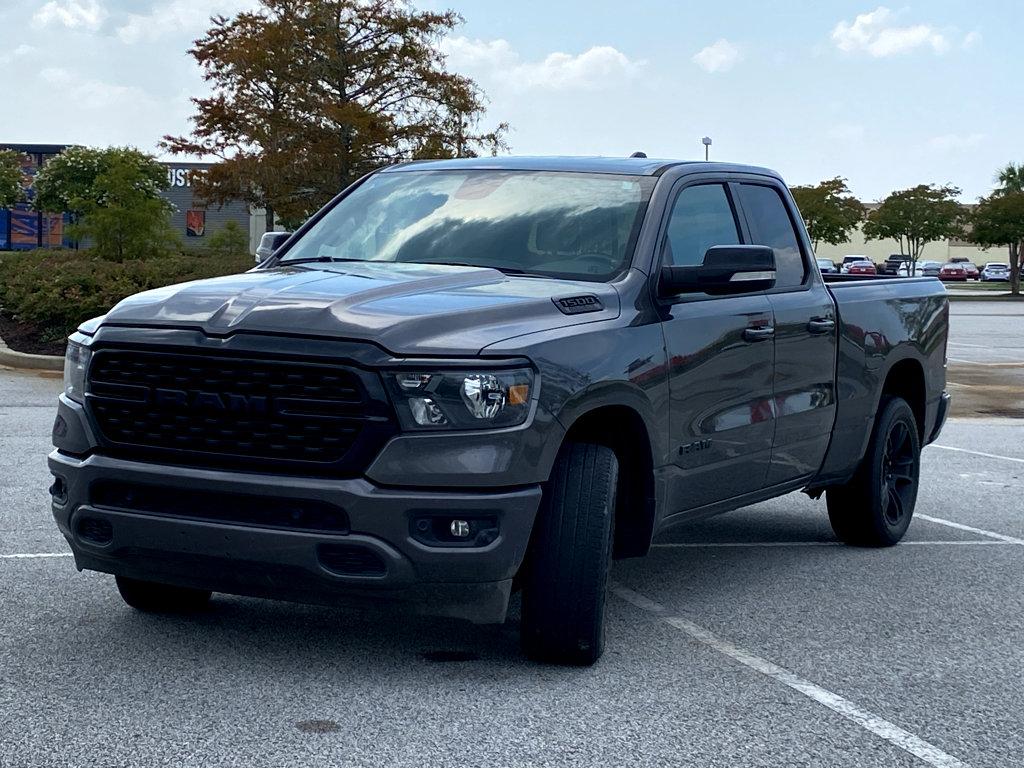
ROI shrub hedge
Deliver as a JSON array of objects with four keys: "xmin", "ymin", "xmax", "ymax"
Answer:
[{"xmin": 0, "ymin": 249, "xmax": 254, "ymax": 342}]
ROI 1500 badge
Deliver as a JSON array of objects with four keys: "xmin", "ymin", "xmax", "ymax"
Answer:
[{"xmin": 680, "ymin": 438, "xmax": 712, "ymax": 455}]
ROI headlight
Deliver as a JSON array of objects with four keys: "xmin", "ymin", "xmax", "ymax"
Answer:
[
  {"xmin": 385, "ymin": 368, "xmax": 535, "ymax": 430},
  {"xmin": 63, "ymin": 341, "xmax": 92, "ymax": 404}
]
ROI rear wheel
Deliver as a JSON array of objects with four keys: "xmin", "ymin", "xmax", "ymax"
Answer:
[
  {"xmin": 520, "ymin": 442, "xmax": 617, "ymax": 665},
  {"xmin": 826, "ymin": 396, "xmax": 920, "ymax": 546},
  {"xmin": 115, "ymin": 576, "xmax": 212, "ymax": 613}
]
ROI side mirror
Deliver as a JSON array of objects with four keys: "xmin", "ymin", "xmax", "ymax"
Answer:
[
  {"xmin": 659, "ymin": 245, "xmax": 776, "ymax": 296},
  {"xmin": 254, "ymin": 231, "xmax": 293, "ymax": 264}
]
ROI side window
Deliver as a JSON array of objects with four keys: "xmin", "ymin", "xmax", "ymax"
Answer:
[
  {"xmin": 663, "ymin": 184, "xmax": 741, "ymax": 267},
  {"xmin": 737, "ymin": 184, "xmax": 806, "ymax": 288}
]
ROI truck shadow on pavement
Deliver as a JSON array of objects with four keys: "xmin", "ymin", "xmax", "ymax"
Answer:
[{"xmin": 66, "ymin": 500, "xmax": 869, "ymax": 669}]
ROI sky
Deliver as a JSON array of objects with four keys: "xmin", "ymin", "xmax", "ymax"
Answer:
[{"xmin": 0, "ymin": 0, "xmax": 1021, "ymax": 202}]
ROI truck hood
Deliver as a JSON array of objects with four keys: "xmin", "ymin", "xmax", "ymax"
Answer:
[{"xmin": 99, "ymin": 262, "xmax": 621, "ymax": 356}]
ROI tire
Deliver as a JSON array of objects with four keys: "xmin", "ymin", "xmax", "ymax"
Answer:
[
  {"xmin": 521, "ymin": 442, "xmax": 618, "ymax": 665},
  {"xmin": 115, "ymin": 576, "xmax": 212, "ymax": 613},
  {"xmin": 826, "ymin": 396, "xmax": 921, "ymax": 546}
]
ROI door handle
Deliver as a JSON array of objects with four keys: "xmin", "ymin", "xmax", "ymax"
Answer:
[
  {"xmin": 807, "ymin": 318, "xmax": 836, "ymax": 334},
  {"xmin": 743, "ymin": 325, "xmax": 775, "ymax": 342}
]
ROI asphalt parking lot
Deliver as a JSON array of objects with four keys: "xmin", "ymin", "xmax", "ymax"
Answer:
[
  {"xmin": 945, "ymin": 300, "xmax": 1024, "ymax": 418},
  {"xmin": 2, "ymin": 302, "xmax": 1022, "ymax": 767}
]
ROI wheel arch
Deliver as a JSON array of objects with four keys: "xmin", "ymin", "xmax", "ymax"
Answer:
[
  {"xmin": 879, "ymin": 356, "xmax": 927, "ymax": 440},
  {"xmin": 558, "ymin": 401, "xmax": 658, "ymax": 559}
]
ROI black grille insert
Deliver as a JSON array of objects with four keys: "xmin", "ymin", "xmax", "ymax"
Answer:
[
  {"xmin": 77, "ymin": 516, "xmax": 113, "ymax": 545},
  {"xmin": 317, "ymin": 544, "xmax": 387, "ymax": 576},
  {"xmin": 91, "ymin": 480, "xmax": 350, "ymax": 533},
  {"xmin": 85, "ymin": 348, "xmax": 395, "ymax": 474}
]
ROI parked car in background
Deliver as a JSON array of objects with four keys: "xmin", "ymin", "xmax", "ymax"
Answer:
[
  {"xmin": 846, "ymin": 260, "xmax": 876, "ymax": 275},
  {"xmin": 939, "ymin": 262, "xmax": 969, "ymax": 281},
  {"xmin": 949, "ymin": 258, "xmax": 979, "ymax": 279},
  {"xmin": 840, "ymin": 255, "xmax": 870, "ymax": 273},
  {"xmin": 914, "ymin": 261, "xmax": 943, "ymax": 277},
  {"xmin": 879, "ymin": 254, "xmax": 909, "ymax": 276},
  {"xmin": 981, "ymin": 263, "xmax": 1010, "ymax": 281},
  {"xmin": 816, "ymin": 258, "xmax": 838, "ymax": 274}
]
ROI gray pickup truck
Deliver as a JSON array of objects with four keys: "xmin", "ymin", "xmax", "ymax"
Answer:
[{"xmin": 49, "ymin": 157, "xmax": 950, "ymax": 665}]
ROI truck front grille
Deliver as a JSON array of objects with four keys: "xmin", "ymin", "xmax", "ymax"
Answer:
[{"xmin": 85, "ymin": 348, "xmax": 396, "ymax": 475}]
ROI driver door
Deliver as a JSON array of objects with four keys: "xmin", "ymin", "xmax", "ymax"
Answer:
[{"xmin": 659, "ymin": 181, "xmax": 776, "ymax": 515}]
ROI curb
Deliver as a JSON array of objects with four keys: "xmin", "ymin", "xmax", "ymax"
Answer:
[{"xmin": 0, "ymin": 336, "xmax": 64, "ymax": 372}]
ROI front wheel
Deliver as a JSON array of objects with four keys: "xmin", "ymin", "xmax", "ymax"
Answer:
[
  {"xmin": 826, "ymin": 396, "xmax": 921, "ymax": 546},
  {"xmin": 520, "ymin": 442, "xmax": 618, "ymax": 665},
  {"xmin": 115, "ymin": 576, "xmax": 212, "ymax": 613}
]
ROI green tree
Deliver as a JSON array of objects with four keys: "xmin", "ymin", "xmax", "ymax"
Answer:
[
  {"xmin": 996, "ymin": 162, "xmax": 1024, "ymax": 194},
  {"xmin": 0, "ymin": 149, "xmax": 27, "ymax": 209},
  {"xmin": 33, "ymin": 146, "xmax": 177, "ymax": 260},
  {"xmin": 971, "ymin": 191, "xmax": 1024, "ymax": 295},
  {"xmin": 205, "ymin": 219, "xmax": 250, "ymax": 257},
  {"xmin": 789, "ymin": 176, "xmax": 865, "ymax": 251},
  {"xmin": 163, "ymin": 0, "xmax": 508, "ymax": 228},
  {"xmin": 863, "ymin": 185, "xmax": 965, "ymax": 273}
]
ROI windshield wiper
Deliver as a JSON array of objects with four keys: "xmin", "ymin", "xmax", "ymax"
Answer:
[
  {"xmin": 282, "ymin": 256, "xmax": 366, "ymax": 266},
  {"xmin": 405, "ymin": 261, "xmax": 551, "ymax": 279}
]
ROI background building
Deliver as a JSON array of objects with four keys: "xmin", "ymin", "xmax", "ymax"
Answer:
[
  {"xmin": 0, "ymin": 143, "xmax": 262, "ymax": 253},
  {"xmin": 810, "ymin": 204, "xmax": 997, "ymax": 265}
]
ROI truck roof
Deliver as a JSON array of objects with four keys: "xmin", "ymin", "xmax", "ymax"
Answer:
[{"xmin": 384, "ymin": 155, "xmax": 781, "ymax": 179}]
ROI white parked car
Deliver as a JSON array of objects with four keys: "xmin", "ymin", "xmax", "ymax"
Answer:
[{"xmin": 981, "ymin": 263, "xmax": 1010, "ymax": 281}]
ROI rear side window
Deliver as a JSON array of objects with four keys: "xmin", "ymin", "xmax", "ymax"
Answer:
[
  {"xmin": 663, "ymin": 184, "xmax": 741, "ymax": 267},
  {"xmin": 737, "ymin": 184, "xmax": 806, "ymax": 288}
]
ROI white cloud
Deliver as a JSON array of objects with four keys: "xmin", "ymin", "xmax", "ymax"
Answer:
[
  {"xmin": 692, "ymin": 39, "xmax": 742, "ymax": 73},
  {"xmin": 0, "ymin": 44, "xmax": 36, "ymax": 65},
  {"xmin": 927, "ymin": 133, "xmax": 986, "ymax": 152},
  {"xmin": 440, "ymin": 37, "xmax": 642, "ymax": 91},
  {"xmin": 962, "ymin": 30, "xmax": 982, "ymax": 50},
  {"xmin": 117, "ymin": 0, "xmax": 258, "ymax": 44},
  {"xmin": 39, "ymin": 67, "xmax": 155, "ymax": 110},
  {"xmin": 32, "ymin": 0, "xmax": 108, "ymax": 31},
  {"xmin": 831, "ymin": 7, "xmax": 949, "ymax": 57}
]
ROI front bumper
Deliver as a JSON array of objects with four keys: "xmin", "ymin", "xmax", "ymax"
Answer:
[{"xmin": 48, "ymin": 450, "xmax": 542, "ymax": 624}]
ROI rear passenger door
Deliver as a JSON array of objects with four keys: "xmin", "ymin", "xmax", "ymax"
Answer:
[
  {"xmin": 658, "ymin": 181, "xmax": 776, "ymax": 514},
  {"xmin": 735, "ymin": 182, "xmax": 837, "ymax": 485}
]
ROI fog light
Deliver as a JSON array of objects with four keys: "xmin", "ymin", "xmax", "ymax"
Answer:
[{"xmin": 450, "ymin": 519, "xmax": 471, "ymax": 538}]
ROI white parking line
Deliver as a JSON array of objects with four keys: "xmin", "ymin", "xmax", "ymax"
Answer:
[
  {"xmin": 0, "ymin": 552, "xmax": 73, "ymax": 559},
  {"xmin": 916, "ymin": 514, "xmax": 1024, "ymax": 546},
  {"xmin": 947, "ymin": 357, "xmax": 1024, "ymax": 367},
  {"xmin": 931, "ymin": 444, "xmax": 1024, "ymax": 464},
  {"xmin": 651, "ymin": 540, "xmax": 1015, "ymax": 548},
  {"xmin": 612, "ymin": 584, "xmax": 966, "ymax": 768}
]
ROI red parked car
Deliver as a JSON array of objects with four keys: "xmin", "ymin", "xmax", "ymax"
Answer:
[
  {"xmin": 939, "ymin": 262, "xmax": 968, "ymax": 281},
  {"xmin": 847, "ymin": 260, "xmax": 877, "ymax": 275},
  {"xmin": 956, "ymin": 261, "xmax": 979, "ymax": 279}
]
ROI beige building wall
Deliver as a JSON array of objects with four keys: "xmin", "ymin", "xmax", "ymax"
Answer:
[{"xmin": 813, "ymin": 224, "xmax": 1000, "ymax": 265}]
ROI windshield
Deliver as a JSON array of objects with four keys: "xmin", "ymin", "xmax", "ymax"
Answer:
[{"xmin": 281, "ymin": 169, "xmax": 656, "ymax": 281}]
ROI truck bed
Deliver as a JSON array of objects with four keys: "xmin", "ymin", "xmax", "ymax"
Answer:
[{"xmin": 813, "ymin": 275, "xmax": 949, "ymax": 485}]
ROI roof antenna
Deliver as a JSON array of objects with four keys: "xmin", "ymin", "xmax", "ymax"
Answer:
[{"xmin": 629, "ymin": 151, "xmax": 647, "ymax": 158}]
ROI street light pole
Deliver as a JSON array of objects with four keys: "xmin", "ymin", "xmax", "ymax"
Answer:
[{"xmin": 702, "ymin": 136, "xmax": 712, "ymax": 161}]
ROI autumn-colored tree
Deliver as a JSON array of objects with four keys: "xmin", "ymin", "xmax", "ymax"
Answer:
[
  {"xmin": 164, "ymin": 0, "xmax": 509, "ymax": 229},
  {"xmin": 863, "ymin": 185, "xmax": 965, "ymax": 273},
  {"xmin": 0, "ymin": 149, "xmax": 27, "ymax": 209},
  {"xmin": 789, "ymin": 177, "xmax": 864, "ymax": 251}
]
